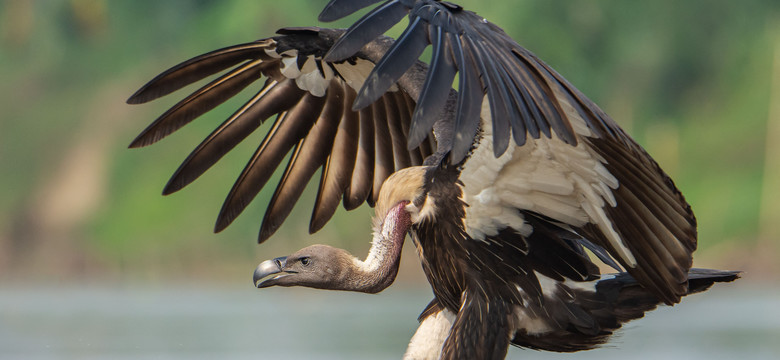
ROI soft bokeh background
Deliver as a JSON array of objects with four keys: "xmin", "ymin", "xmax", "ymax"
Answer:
[{"xmin": 1, "ymin": 0, "xmax": 779, "ymax": 359}]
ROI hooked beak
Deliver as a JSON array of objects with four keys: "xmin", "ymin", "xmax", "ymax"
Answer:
[{"xmin": 253, "ymin": 256, "xmax": 290, "ymax": 288}]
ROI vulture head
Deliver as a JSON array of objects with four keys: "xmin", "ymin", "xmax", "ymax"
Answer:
[
  {"xmin": 253, "ymin": 166, "xmax": 436, "ymax": 293},
  {"xmin": 254, "ymin": 244, "xmax": 356, "ymax": 289}
]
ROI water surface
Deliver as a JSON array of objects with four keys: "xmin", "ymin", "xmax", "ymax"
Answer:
[{"xmin": 1, "ymin": 284, "xmax": 777, "ymax": 359}]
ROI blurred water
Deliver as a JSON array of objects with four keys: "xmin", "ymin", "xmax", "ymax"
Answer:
[{"xmin": 0, "ymin": 283, "xmax": 777, "ymax": 360}]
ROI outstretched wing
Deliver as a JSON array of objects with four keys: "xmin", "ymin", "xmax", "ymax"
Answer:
[
  {"xmin": 128, "ymin": 27, "xmax": 435, "ymax": 243},
  {"xmin": 319, "ymin": 1, "xmax": 697, "ymax": 304},
  {"xmin": 320, "ymin": 0, "xmax": 611, "ymax": 163}
]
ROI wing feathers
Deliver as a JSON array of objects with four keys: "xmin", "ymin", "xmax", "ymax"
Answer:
[
  {"xmin": 407, "ymin": 24, "xmax": 457, "ymax": 150},
  {"xmin": 450, "ymin": 33, "xmax": 483, "ymax": 162},
  {"xmin": 164, "ymin": 79, "xmax": 305, "ymax": 195},
  {"xmin": 215, "ymin": 90, "xmax": 325, "ymax": 232},
  {"xmin": 466, "ymin": 36, "xmax": 513, "ymax": 157},
  {"xmin": 584, "ymin": 136, "xmax": 696, "ymax": 303},
  {"xmin": 259, "ymin": 85, "xmax": 344, "ymax": 242},
  {"xmin": 319, "ymin": 0, "xmax": 386, "ymax": 22},
  {"xmin": 509, "ymin": 48, "xmax": 576, "ymax": 144},
  {"xmin": 320, "ymin": 0, "xmax": 593, "ymax": 162},
  {"xmin": 343, "ymin": 105, "xmax": 376, "ymax": 210},
  {"xmin": 371, "ymin": 97, "xmax": 395, "ymax": 204},
  {"xmin": 130, "ymin": 28, "xmax": 435, "ymax": 237},
  {"xmin": 393, "ymin": 91, "xmax": 424, "ymax": 165},
  {"xmin": 215, "ymin": 112, "xmax": 290, "ymax": 233},
  {"xmin": 310, "ymin": 85, "xmax": 359, "ymax": 233},
  {"xmin": 352, "ymin": 16, "xmax": 428, "ymax": 110},
  {"xmin": 324, "ymin": 0, "xmax": 408, "ymax": 61},
  {"xmin": 127, "ymin": 41, "xmax": 273, "ymax": 104},
  {"xmin": 130, "ymin": 59, "xmax": 268, "ymax": 148},
  {"xmin": 383, "ymin": 93, "xmax": 413, "ymax": 170}
]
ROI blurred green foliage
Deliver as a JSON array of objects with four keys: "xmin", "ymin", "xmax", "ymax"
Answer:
[{"xmin": 1, "ymin": 0, "xmax": 778, "ymax": 280}]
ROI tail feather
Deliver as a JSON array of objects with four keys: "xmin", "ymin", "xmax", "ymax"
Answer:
[
  {"xmin": 686, "ymin": 268, "xmax": 741, "ymax": 293},
  {"xmin": 510, "ymin": 268, "xmax": 739, "ymax": 352},
  {"xmin": 595, "ymin": 268, "xmax": 739, "ymax": 325}
]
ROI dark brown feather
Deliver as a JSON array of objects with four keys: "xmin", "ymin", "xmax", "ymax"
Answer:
[
  {"xmin": 258, "ymin": 86, "xmax": 343, "ymax": 242},
  {"xmin": 511, "ymin": 269, "xmax": 739, "ymax": 352},
  {"xmin": 581, "ymin": 135, "xmax": 697, "ymax": 304},
  {"xmin": 343, "ymin": 105, "xmax": 376, "ymax": 210},
  {"xmin": 392, "ymin": 92, "xmax": 424, "ymax": 165},
  {"xmin": 383, "ymin": 93, "xmax": 413, "ymax": 170},
  {"xmin": 130, "ymin": 60, "xmax": 270, "ymax": 148},
  {"xmin": 127, "ymin": 41, "xmax": 272, "ymax": 104},
  {"xmin": 310, "ymin": 85, "xmax": 359, "ymax": 233},
  {"xmin": 129, "ymin": 29, "xmax": 438, "ymax": 237},
  {"xmin": 215, "ymin": 92, "xmax": 326, "ymax": 232},
  {"xmin": 163, "ymin": 79, "xmax": 305, "ymax": 195},
  {"xmin": 371, "ymin": 97, "xmax": 395, "ymax": 204}
]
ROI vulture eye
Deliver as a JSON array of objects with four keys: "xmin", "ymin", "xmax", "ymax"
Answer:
[{"xmin": 300, "ymin": 257, "xmax": 311, "ymax": 266}]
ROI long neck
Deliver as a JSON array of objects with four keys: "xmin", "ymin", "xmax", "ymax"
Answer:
[{"xmin": 346, "ymin": 209, "xmax": 410, "ymax": 293}]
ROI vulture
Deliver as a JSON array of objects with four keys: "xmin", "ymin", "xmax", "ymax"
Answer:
[{"xmin": 128, "ymin": 1, "xmax": 739, "ymax": 359}]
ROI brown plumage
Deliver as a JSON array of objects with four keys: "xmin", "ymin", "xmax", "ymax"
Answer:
[{"xmin": 128, "ymin": 2, "xmax": 739, "ymax": 358}]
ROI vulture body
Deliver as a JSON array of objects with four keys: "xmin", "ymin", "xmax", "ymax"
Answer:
[{"xmin": 128, "ymin": 1, "xmax": 739, "ymax": 359}]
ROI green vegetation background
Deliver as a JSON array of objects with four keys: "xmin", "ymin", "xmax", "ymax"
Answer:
[{"xmin": 1, "ymin": 0, "xmax": 778, "ymax": 284}]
